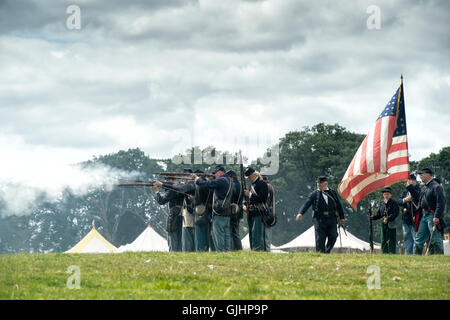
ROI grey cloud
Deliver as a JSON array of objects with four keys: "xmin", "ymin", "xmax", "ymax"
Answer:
[{"xmin": 0, "ymin": 0, "xmax": 449, "ymax": 161}]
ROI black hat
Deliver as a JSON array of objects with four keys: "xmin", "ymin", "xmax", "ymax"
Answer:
[
  {"xmin": 244, "ymin": 167, "xmax": 255, "ymax": 177},
  {"xmin": 418, "ymin": 168, "xmax": 433, "ymax": 175},
  {"xmin": 194, "ymin": 169, "xmax": 204, "ymax": 174},
  {"xmin": 409, "ymin": 173, "xmax": 416, "ymax": 180},
  {"xmin": 183, "ymin": 168, "xmax": 193, "ymax": 173},
  {"xmin": 226, "ymin": 170, "xmax": 237, "ymax": 177},
  {"xmin": 317, "ymin": 176, "xmax": 328, "ymax": 183},
  {"xmin": 381, "ymin": 187, "xmax": 392, "ymax": 194},
  {"xmin": 212, "ymin": 165, "xmax": 225, "ymax": 174}
]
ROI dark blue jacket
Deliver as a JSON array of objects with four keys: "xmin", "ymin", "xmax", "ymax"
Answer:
[
  {"xmin": 163, "ymin": 181, "xmax": 196, "ymax": 213},
  {"xmin": 372, "ymin": 198, "xmax": 399, "ymax": 222},
  {"xmin": 407, "ymin": 179, "xmax": 446, "ymax": 219},
  {"xmin": 298, "ymin": 189, "xmax": 345, "ymax": 219},
  {"xmin": 195, "ymin": 175, "xmax": 232, "ymax": 201},
  {"xmin": 397, "ymin": 184, "xmax": 420, "ymax": 225},
  {"xmin": 249, "ymin": 176, "xmax": 268, "ymax": 205},
  {"xmin": 156, "ymin": 188, "xmax": 184, "ymax": 215},
  {"xmin": 231, "ymin": 179, "xmax": 243, "ymax": 206},
  {"xmin": 194, "ymin": 183, "xmax": 213, "ymax": 213}
]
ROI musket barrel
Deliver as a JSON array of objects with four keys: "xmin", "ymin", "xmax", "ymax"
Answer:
[{"xmin": 157, "ymin": 172, "xmax": 214, "ymax": 179}]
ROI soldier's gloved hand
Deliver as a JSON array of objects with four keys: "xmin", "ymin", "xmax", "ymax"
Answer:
[
  {"xmin": 152, "ymin": 185, "xmax": 159, "ymax": 193},
  {"xmin": 403, "ymin": 195, "xmax": 412, "ymax": 203},
  {"xmin": 295, "ymin": 213, "xmax": 303, "ymax": 221}
]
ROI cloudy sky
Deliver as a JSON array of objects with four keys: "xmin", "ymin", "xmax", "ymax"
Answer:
[{"xmin": 1, "ymin": 0, "xmax": 449, "ymax": 171}]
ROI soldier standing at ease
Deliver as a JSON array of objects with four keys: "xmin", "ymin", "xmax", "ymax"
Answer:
[
  {"xmin": 408, "ymin": 168, "xmax": 446, "ymax": 255},
  {"xmin": 262, "ymin": 175, "xmax": 275, "ymax": 252},
  {"xmin": 371, "ymin": 187, "xmax": 399, "ymax": 254},
  {"xmin": 243, "ymin": 167, "xmax": 269, "ymax": 251},
  {"xmin": 296, "ymin": 176, "xmax": 345, "ymax": 253},
  {"xmin": 398, "ymin": 174, "xmax": 420, "ymax": 254}
]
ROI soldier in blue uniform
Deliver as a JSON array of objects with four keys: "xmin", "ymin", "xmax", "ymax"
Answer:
[
  {"xmin": 407, "ymin": 168, "xmax": 446, "ymax": 255},
  {"xmin": 398, "ymin": 174, "xmax": 420, "ymax": 254},
  {"xmin": 155, "ymin": 168, "xmax": 196, "ymax": 252},
  {"xmin": 192, "ymin": 170, "xmax": 213, "ymax": 252},
  {"xmin": 371, "ymin": 187, "xmax": 399, "ymax": 254},
  {"xmin": 227, "ymin": 170, "xmax": 244, "ymax": 251},
  {"xmin": 193, "ymin": 165, "xmax": 232, "ymax": 252},
  {"xmin": 296, "ymin": 176, "xmax": 346, "ymax": 253},
  {"xmin": 262, "ymin": 175, "xmax": 275, "ymax": 252},
  {"xmin": 153, "ymin": 177, "xmax": 183, "ymax": 252},
  {"xmin": 243, "ymin": 167, "xmax": 269, "ymax": 251}
]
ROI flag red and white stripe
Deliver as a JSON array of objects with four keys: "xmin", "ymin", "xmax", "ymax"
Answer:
[{"xmin": 338, "ymin": 83, "xmax": 410, "ymax": 210}]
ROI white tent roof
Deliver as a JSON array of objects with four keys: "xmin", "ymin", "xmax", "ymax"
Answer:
[
  {"xmin": 275, "ymin": 226, "xmax": 380, "ymax": 251},
  {"xmin": 117, "ymin": 224, "xmax": 168, "ymax": 252},
  {"xmin": 65, "ymin": 224, "xmax": 117, "ymax": 254}
]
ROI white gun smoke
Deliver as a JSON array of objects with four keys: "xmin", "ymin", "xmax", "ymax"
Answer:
[{"xmin": 0, "ymin": 162, "xmax": 140, "ymax": 217}]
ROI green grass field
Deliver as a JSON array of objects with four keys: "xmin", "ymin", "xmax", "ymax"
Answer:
[{"xmin": 0, "ymin": 251, "xmax": 449, "ymax": 300}]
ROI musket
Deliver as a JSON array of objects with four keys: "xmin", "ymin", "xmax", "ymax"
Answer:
[
  {"xmin": 116, "ymin": 179, "xmax": 158, "ymax": 187},
  {"xmin": 116, "ymin": 180, "xmax": 191, "ymax": 197},
  {"xmin": 369, "ymin": 201, "xmax": 374, "ymax": 254},
  {"xmin": 157, "ymin": 172, "xmax": 215, "ymax": 179}
]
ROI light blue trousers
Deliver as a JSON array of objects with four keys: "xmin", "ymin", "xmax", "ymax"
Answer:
[{"xmin": 212, "ymin": 215, "xmax": 231, "ymax": 252}]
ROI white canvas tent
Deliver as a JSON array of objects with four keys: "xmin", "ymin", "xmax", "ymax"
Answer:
[
  {"xmin": 444, "ymin": 240, "xmax": 450, "ymax": 255},
  {"xmin": 65, "ymin": 222, "xmax": 117, "ymax": 254},
  {"xmin": 117, "ymin": 224, "xmax": 168, "ymax": 252},
  {"xmin": 241, "ymin": 233, "xmax": 283, "ymax": 252},
  {"xmin": 275, "ymin": 226, "xmax": 381, "ymax": 253}
]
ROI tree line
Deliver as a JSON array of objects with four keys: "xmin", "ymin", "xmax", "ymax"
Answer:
[{"xmin": 0, "ymin": 123, "xmax": 448, "ymax": 253}]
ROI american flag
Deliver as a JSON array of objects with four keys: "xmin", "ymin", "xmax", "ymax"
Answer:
[{"xmin": 338, "ymin": 81, "xmax": 410, "ymax": 210}]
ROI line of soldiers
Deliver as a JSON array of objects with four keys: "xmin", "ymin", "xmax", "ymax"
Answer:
[
  {"xmin": 152, "ymin": 165, "xmax": 275, "ymax": 252},
  {"xmin": 294, "ymin": 168, "xmax": 446, "ymax": 255}
]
